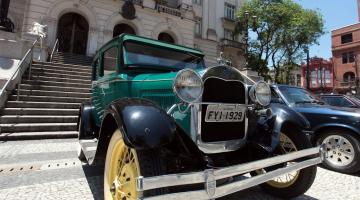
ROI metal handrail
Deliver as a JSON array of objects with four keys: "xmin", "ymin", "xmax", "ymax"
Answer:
[
  {"xmin": 50, "ymin": 38, "xmax": 59, "ymax": 62},
  {"xmin": 0, "ymin": 37, "xmax": 39, "ymax": 101}
]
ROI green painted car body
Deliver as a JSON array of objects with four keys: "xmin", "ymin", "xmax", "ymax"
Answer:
[{"xmin": 91, "ymin": 34, "xmax": 205, "ymax": 136}]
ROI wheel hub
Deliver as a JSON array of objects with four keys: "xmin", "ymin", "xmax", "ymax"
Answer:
[{"xmin": 323, "ymin": 135, "xmax": 355, "ymax": 167}]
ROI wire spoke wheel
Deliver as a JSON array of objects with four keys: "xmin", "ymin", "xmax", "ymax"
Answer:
[
  {"xmin": 104, "ymin": 131, "xmax": 140, "ymax": 200},
  {"xmin": 256, "ymin": 133, "xmax": 300, "ymax": 188}
]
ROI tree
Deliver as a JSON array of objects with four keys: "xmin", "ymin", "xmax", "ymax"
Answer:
[{"xmin": 236, "ymin": 0, "xmax": 324, "ymax": 83}]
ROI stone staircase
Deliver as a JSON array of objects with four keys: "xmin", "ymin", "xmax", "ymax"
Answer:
[{"xmin": 0, "ymin": 53, "xmax": 92, "ymax": 140}]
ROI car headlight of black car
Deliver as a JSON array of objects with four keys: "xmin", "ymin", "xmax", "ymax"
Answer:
[{"xmin": 249, "ymin": 81, "xmax": 271, "ymax": 107}]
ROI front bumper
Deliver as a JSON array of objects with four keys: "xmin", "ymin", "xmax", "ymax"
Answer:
[{"xmin": 136, "ymin": 145, "xmax": 326, "ymax": 200}]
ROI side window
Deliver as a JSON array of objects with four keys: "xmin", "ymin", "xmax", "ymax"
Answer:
[
  {"xmin": 103, "ymin": 46, "xmax": 118, "ymax": 76},
  {"xmin": 322, "ymin": 97, "xmax": 353, "ymax": 107}
]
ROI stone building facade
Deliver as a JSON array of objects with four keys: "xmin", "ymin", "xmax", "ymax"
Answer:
[{"xmin": 3, "ymin": 0, "xmax": 245, "ymax": 67}]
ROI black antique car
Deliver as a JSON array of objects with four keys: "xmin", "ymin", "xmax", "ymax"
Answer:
[
  {"xmin": 272, "ymin": 84, "xmax": 360, "ymax": 174},
  {"xmin": 77, "ymin": 34, "xmax": 324, "ymax": 199}
]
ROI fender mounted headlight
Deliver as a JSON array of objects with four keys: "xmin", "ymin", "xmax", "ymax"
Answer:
[
  {"xmin": 173, "ymin": 69, "xmax": 203, "ymax": 103},
  {"xmin": 249, "ymin": 81, "xmax": 271, "ymax": 107}
]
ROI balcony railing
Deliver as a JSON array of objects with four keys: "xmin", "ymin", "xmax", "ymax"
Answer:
[
  {"xmin": 340, "ymin": 81, "xmax": 356, "ymax": 87},
  {"xmin": 157, "ymin": 4, "xmax": 182, "ymax": 17},
  {"xmin": 220, "ymin": 39, "xmax": 245, "ymax": 50}
]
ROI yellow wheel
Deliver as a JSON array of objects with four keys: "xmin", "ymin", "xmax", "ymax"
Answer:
[
  {"xmin": 261, "ymin": 133, "xmax": 300, "ymax": 188},
  {"xmin": 253, "ymin": 130, "xmax": 317, "ymax": 199},
  {"xmin": 104, "ymin": 130, "xmax": 166, "ymax": 200}
]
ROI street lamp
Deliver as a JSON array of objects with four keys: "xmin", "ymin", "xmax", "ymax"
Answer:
[
  {"xmin": 304, "ymin": 46, "xmax": 310, "ymax": 90},
  {"xmin": 237, "ymin": 10, "xmax": 257, "ymax": 69}
]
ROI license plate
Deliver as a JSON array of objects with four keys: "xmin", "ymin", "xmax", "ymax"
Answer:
[{"xmin": 205, "ymin": 104, "xmax": 246, "ymax": 122}]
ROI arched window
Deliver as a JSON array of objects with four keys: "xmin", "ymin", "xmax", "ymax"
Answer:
[
  {"xmin": 343, "ymin": 72, "xmax": 355, "ymax": 82},
  {"xmin": 113, "ymin": 23, "xmax": 135, "ymax": 37},
  {"xmin": 158, "ymin": 32, "xmax": 175, "ymax": 43}
]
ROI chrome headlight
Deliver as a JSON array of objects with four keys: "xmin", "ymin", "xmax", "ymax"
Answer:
[
  {"xmin": 249, "ymin": 81, "xmax": 271, "ymax": 106},
  {"xmin": 173, "ymin": 69, "xmax": 203, "ymax": 103}
]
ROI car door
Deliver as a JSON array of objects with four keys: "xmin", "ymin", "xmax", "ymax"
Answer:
[{"xmin": 91, "ymin": 57, "xmax": 104, "ymax": 125}]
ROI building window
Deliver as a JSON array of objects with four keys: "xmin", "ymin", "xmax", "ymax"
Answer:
[
  {"xmin": 342, "ymin": 52, "xmax": 355, "ymax": 64},
  {"xmin": 224, "ymin": 29, "xmax": 233, "ymax": 40},
  {"xmin": 224, "ymin": 3, "xmax": 236, "ymax": 20},
  {"xmin": 325, "ymin": 70, "xmax": 331, "ymax": 84},
  {"xmin": 195, "ymin": 19, "xmax": 202, "ymax": 37},
  {"xmin": 343, "ymin": 71, "xmax": 355, "ymax": 82},
  {"xmin": 192, "ymin": 0, "xmax": 202, "ymax": 5},
  {"xmin": 311, "ymin": 71, "xmax": 317, "ymax": 86},
  {"xmin": 158, "ymin": 32, "xmax": 175, "ymax": 44},
  {"xmin": 341, "ymin": 33, "xmax": 353, "ymax": 44},
  {"xmin": 296, "ymin": 74, "xmax": 301, "ymax": 86}
]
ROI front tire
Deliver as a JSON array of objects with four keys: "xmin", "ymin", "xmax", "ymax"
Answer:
[
  {"xmin": 104, "ymin": 130, "xmax": 167, "ymax": 200},
  {"xmin": 253, "ymin": 130, "xmax": 317, "ymax": 199},
  {"xmin": 316, "ymin": 130, "xmax": 360, "ymax": 174}
]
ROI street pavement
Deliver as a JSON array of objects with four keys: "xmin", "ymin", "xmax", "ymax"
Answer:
[{"xmin": 0, "ymin": 139, "xmax": 359, "ymax": 200}]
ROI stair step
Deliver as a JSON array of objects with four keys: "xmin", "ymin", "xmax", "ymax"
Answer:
[
  {"xmin": 31, "ymin": 67, "xmax": 92, "ymax": 76},
  {"xmin": 0, "ymin": 123, "xmax": 77, "ymax": 133},
  {"xmin": 0, "ymin": 131, "xmax": 78, "ymax": 140},
  {"xmin": 23, "ymin": 75, "xmax": 91, "ymax": 84},
  {"xmin": 31, "ymin": 63, "xmax": 91, "ymax": 73},
  {"xmin": 15, "ymin": 89, "xmax": 91, "ymax": 98},
  {"xmin": 9, "ymin": 95, "xmax": 88, "ymax": 103},
  {"xmin": 1, "ymin": 108, "xmax": 79, "ymax": 115},
  {"xmin": 6, "ymin": 101, "xmax": 80, "ymax": 109},
  {"xmin": 21, "ymin": 80, "xmax": 91, "ymax": 89},
  {"xmin": 52, "ymin": 57, "xmax": 92, "ymax": 61},
  {"xmin": 0, "ymin": 115, "xmax": 78, "ymax": 123},
  {"xmin": 52, "ymin": 60, "xmax": 92, "ymax": 66},
  {"xmin": 33, "ymin": 61, "xmax": 92, "ymax": 68},
  {"xmin": 26, "ymin": 71, "xmax": 91, "ymax": 80},
  {"xmin": 19, "ymin": 84, "xmax": 90, "ymax": 93}
]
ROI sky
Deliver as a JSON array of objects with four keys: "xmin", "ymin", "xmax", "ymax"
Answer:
[{"xmin": 294, "ymin": 0, "xmax": 358, "ymax": 60}]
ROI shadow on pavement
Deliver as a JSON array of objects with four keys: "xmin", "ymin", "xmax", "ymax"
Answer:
[
  {"xmin": 81, "ymin": 167, "xmax": 319, "ymax": 200},
  {"xmin": 82, "ymin": 164, "xmax": 104, "ymax": 200}
]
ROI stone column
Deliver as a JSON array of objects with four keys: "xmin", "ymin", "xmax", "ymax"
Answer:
[
  {"xmin": 44, "ymin": 17, "xmax": 58, "ymax": 49},
  {"xmin": 87, "ymin": 26, "xmax": 99, "ymax": 56}
]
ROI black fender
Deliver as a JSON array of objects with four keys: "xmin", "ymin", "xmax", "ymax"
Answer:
[
  {"xmin": 268, "ymin": 103, "xmax": 310, "ymax": 149},
  {"xmin": 99, "ymin": 98, "xmax": 177, "ymax": 150},
  {"xmin": 78, "ymin": 102, "xmax": 97, "ymax": 139}
]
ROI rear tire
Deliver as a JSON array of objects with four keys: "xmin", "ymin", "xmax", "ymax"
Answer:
[
  {"xmin": 316, "ymin": 130, "xmax": 360, "ymax": 174},
  {"xmin": 253, "ymin": 130, "xmax": 317, "ymax": 199},
  {"xmin": 104, "ymin": 130, "xmax": 167, "ymax": 200}
]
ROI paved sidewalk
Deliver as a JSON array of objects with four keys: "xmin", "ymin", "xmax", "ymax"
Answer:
[{"xmin": 0, "ymin": 139, "xmax": 359, "ymax": 200}]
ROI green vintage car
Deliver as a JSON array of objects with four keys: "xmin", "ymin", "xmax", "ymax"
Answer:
[{"xmin": 77, "ymin": 34, "xmax": 325, "ymax": 200}]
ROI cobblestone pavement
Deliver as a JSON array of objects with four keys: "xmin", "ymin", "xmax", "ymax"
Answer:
[{"xmin": 0, "ymin": 139, "xmax": 359, "ymax": 200}]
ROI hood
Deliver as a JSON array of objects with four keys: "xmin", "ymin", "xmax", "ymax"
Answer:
[{"xmin": 293, "ymin": 103, "xmax": 360, "ymax": 117}]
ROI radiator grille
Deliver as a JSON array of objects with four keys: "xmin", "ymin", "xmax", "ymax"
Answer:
[{"xmin": 201, "ymin": 78, "xmax": 246, "ymax": 142}]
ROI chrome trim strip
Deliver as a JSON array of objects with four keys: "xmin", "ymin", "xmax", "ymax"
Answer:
[
  {"xmin": 138, "ymin": 146, "xmax": 321, "ymax": 191},
  {"xmin": 138, "ymin": 146, "xmax": 324, "ymax": 200}
]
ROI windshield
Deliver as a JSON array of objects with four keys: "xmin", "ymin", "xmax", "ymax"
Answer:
[
  {"xmin": 123, "ymin": 41, "xmax": 205, "ymax": 70},
  {"xmin": 278, "ymin": 86, "xmax": 323, "ymax": 104}
]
